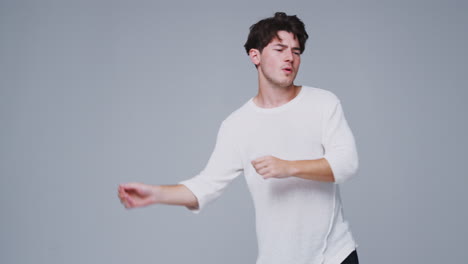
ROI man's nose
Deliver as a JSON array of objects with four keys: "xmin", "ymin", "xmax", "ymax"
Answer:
[{"xmin": 284, "ymin": 49, "xmax": 293, "ymax": 62}]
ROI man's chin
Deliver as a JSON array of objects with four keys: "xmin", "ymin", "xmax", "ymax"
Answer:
[
  {"xmin": 265, "ymin": 76, "xmax": 296, "ymax": 89},
  {"xmin": 277, "ymin": 80, "xmax": 295, "ymax": 89}
]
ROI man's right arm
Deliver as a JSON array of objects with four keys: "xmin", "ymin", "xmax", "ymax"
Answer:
[
  {"xmin": 118, "ymin": 183, "xmax": 199, "ymax": 210},
  {"xmin": 118, "ymin": 120, "xmax": 243, "ymax": 213}
]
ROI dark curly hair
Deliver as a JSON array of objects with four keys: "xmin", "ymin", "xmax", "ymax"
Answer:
[{"xmin": 244, "ymin": 12, "xmax": 309, "ymax": 55}]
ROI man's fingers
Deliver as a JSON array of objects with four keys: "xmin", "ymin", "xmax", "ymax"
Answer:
[
  {"xmin": 118, "ymin": 186, "xmax": 126, "ymax": 196},
  {"xmin": 120, "ymin": 182, "xmax": 142, "ymax": 192},
  {"xmin": 121, "ymin": 183, "xmax": 150, "ymax": 197},
  {"xmin": 118, "ymin": 183, "xmax": 154, "ymax": 209},
  {"xmin": 251, "ymin": 155, "xmax": 270, "ymax": 165},
  {"xmin": 252, "ymin": 158, "xmax": 263, "ymax": 167},
  {"xmin": 126, "ymin": 197, "xmax": 134, "ymax": 207},
  {"xmin": 118, "ymin": 188, "xmax": 126, "ymax": 201},
  {"xmin": 257, "ymin": 167, "xmax": 266, "ymax": 175},
  {"xmin": 123, "ymin": 199, "xmax": 131, "ymax": 209},
  {"xmin": 254, "ymin": 163, "xmax": 270, "ymax": 173},
  {"xmin": 253, "ymin": 159, "xmax": 269, "ymax": 173},
  {"xmin": 118, "ymin": 184, "xmax": 137, "ymax": 209},
  {"xmin": 119, "ymin": 185, "xmax": 136, "ymax": 198},
  {"xmin": 119, "ymin": 194, "xmax": 128, "ymax": 207},
  {"xmin": 120, "ymin": 184, "xmax": 134, "ymax": 192},
  {"xmin": 119, "ymin": 193, "xmax": 128, "ymax": 205}
]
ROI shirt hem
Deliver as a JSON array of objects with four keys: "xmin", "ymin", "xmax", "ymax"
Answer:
[{"xmin": 326, "ymin": 243, "xmax": 357, "ymax": 264}]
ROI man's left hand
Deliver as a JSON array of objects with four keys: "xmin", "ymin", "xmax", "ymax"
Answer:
[{"xmin": 251, "ymin": 156, "xmax": 292, "ymax": 179}]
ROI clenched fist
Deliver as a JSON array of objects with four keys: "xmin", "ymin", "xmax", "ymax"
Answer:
[{"xmin": 251, "ymin": 155, "xmax": 293, "ymax": 179}]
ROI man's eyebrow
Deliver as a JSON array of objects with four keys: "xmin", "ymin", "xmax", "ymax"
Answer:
[
  {"xmin": 273, "ymin": 44, "xmax": 287, "ymax": 48},
  {"xmin": 273, "ymin": 44, "xmax": 301, "ymax": 51}
]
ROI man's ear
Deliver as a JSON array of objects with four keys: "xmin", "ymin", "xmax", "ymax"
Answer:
[{"xmin": 249, "ymin": 48, "xmax": 261, "ymax": 66}]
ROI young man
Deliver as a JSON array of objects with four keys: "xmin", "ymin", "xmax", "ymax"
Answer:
[{"xmin": 118, "ymin": 12, "xmax": 359, "ymax": 264}]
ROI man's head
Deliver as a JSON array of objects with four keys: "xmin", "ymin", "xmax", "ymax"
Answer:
[
  {"xmin": 245, "ymin": 12, "xmax": 308, "ymax": 88},
  {"xmin": 244, "ymin": 12, "xmax": 308, "ymax": 55}
]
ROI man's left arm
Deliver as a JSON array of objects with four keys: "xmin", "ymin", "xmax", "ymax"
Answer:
[
  {"xmin": 251, "ymin": 100, "xmax": 358, "ymax": 183},
  {"xmin": 251, "ymin": 156, "xmax": 335, "ymax": 182}
]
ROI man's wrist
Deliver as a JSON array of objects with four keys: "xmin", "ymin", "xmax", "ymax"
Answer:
[
  {"xmin": 287, "ymin": 160, "xmax": 300, "ymax": 177},
  {"xmin": 151, "ymin": 185, "xmax": 162, "ymax": 204}
]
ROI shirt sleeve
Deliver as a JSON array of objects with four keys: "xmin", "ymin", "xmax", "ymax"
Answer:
[
  {"xmin": 322, "ymin": 100, "xmax": 359, "ymax": 184},
  {"xmin": 179, "ymin": 120, "xmax": 244, "ymax": 213}
]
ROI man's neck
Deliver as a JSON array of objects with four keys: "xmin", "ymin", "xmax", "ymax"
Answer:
[{"xmin": 253, "ymin": 84, "xmax": 302, "ymax": 109}]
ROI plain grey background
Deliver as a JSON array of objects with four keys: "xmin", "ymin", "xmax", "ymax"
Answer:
[{"xmin": 1, "ymin": 0, "xmax": 467, "ymax": 263}]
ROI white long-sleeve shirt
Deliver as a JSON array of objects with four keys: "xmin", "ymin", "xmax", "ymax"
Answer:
[{"xmin": 180, "ymin": 86, "xmax": 359, "ymax": 264}]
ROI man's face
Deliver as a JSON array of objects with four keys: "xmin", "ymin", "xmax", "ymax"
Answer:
[{"xmin": 255, "ymin": 31, "xmax": 301, "ymax": 88}]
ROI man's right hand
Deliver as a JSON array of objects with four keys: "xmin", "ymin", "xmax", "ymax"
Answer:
[
  {"xmin": 117, "ymin": 183, "xmax": 199, "ymax": 210},
  {"xmin": 118, "ymin": 183, "xmax": 158, "ymax": 209}
]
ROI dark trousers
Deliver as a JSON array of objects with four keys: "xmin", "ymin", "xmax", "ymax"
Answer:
[{"xmin": 341, "ymin": 250, "xmax": 359, "ymax": 264}]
